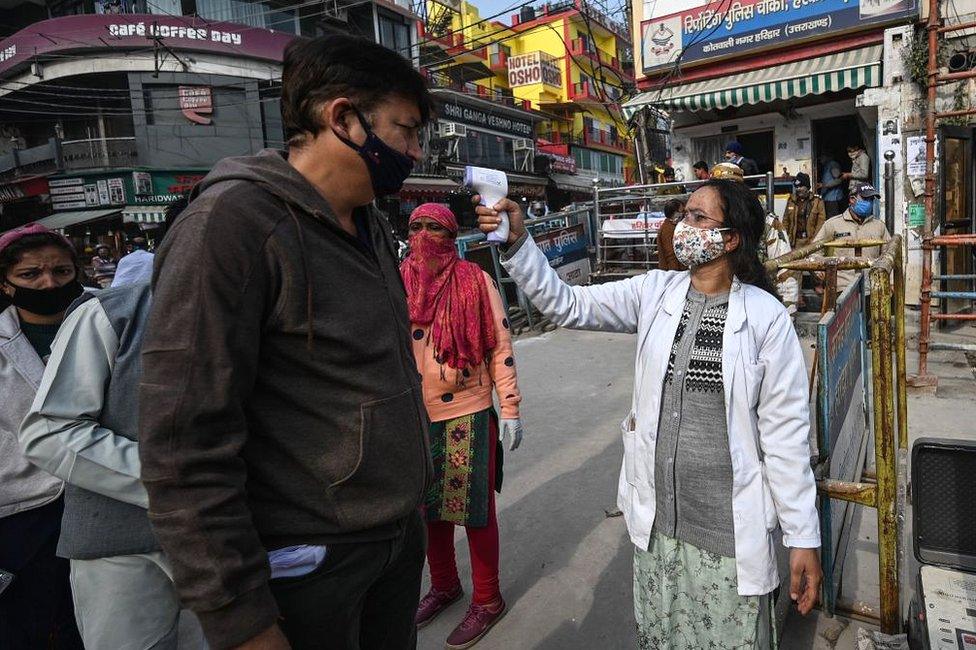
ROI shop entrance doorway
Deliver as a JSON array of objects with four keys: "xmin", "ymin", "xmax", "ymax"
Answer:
[
  {"xmin": 692, "ymin": 130, "xmax": 774, "ymax": 175},
  {"xmin": 938, "ymin": 124, "xmax": 975, "ymax": 325},
  {"xmin": 812, "ymin": 115, "xmax": 864, "ymax": 197}
]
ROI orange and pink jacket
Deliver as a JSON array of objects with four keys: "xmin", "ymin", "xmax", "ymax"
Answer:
[{"xmin": 410, "ymin": 271, "xmax": 521, "ymax": 423}]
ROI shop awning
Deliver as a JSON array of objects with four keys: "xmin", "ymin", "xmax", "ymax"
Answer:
[
  {"xmin": 123, "ymin": 206, "xmax": 168, "ymax": 224},
  {"xmin": 399, "ymin": 176, "xmax": 458, "ymax": 195},
  {"xmin": 623, "ymin": 45, "xmax": 882, "ymax": 115},
  {"xmin": 549, "ymin": 173, "xmax": 596, "ymax": 193},
  {"xmin": 36, "ymin": 208, "xmax": 121, "ymax": 231}
]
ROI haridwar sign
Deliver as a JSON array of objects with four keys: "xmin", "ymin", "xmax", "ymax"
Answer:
[{"xmin": 0, "ymin": 14, "xmax": 294, "ymax": 76}]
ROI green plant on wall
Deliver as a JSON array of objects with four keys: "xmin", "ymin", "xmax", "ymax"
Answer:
[{"xmin": 902, "ymin": 26, "xmax": 948, "ymax": 93}]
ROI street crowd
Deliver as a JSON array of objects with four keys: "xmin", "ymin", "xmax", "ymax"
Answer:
[{"xmin": 0, "ymin": 31, "xmax": 891, "ymax": 650}]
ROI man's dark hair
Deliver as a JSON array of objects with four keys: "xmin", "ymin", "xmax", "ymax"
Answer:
[
  {"xmin": 281, "ymin": 34, "xmax": 435, "ymax": 148},
  {"xmin": 693, "ymin": 160, "xmax": 708, "ymax": 172},
  {"xmin": 663, "ymin": 198, "xmax": 685, "ymax": 222}
]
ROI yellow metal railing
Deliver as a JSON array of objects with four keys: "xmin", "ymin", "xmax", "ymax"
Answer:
[{"xmin": 766, "ymin": 236, "xmax": 908, "ymax": 633}]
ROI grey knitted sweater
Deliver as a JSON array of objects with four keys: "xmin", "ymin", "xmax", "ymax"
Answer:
[{"xmin": 652, "ymin": 287, "xmax": 735, "ymax": 557}]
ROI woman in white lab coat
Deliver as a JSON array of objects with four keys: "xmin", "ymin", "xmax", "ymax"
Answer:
[{"xmin": 476, "ymin": 179, "xmax": 821, "ymax": 649}]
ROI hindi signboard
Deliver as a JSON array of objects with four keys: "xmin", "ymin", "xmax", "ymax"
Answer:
[
  {"xmin": 536, "ymin": 224, "xmax": 591, "ymax": 285},
  {"xmin": 641, "ymin": 0, "xmax": 917, "ymax": 74},
  {"xmin": 817, "ymin": 275, "xmax": 869, "ymax": 614}
]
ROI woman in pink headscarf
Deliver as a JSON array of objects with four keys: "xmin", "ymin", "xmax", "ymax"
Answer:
[{"xmin": 400, "ymin": 203, "xmax": 523, "ymax": 649}]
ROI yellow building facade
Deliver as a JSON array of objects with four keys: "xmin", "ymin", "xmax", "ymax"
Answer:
[{"xmin": 419, "ymin": 0, "xmax": 635, "ymax": 186}]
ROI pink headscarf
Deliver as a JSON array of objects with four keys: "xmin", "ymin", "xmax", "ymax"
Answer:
[
  {"xmin": 400, "ymin": 203, "xmax": 497, "ymax": 371},
  {"xmin": 0, "ymin": 223, "xmax": 64, "ymax": 256}
]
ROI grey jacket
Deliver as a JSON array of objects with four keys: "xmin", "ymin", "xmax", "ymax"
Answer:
[
  {"xmin": 20, "ymin": 284, "xmax": 158, "ymax": 559},
  {"xmin": 0, "ymin": 305, "xmax": 63, "ymax": 519}
]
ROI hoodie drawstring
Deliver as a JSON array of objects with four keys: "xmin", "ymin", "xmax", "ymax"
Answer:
[{"xmin": 285, "ymin": 205, "xmax": 315, "ymax": 351}]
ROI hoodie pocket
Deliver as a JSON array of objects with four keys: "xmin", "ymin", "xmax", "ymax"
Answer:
[{"xmin": 329, "ymin": 389, "xmax": 428, "ymax": 524}]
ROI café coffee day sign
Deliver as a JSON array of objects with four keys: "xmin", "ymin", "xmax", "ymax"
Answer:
[
  {"xmin": 640, "ymin": 0, "xmax": 917, "ymax": 74},
  {"xmin": 507, "ymin": 51, "xmax": 562, "ymax": 88}
]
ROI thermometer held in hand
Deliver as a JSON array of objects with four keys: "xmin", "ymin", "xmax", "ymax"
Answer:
[{"xmin": 464, "ymin": 166, "xmax": 509, "ymax": 244}]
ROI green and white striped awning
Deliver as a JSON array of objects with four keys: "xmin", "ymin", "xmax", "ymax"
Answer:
[
  {"xmin": 623, "ymin": 46, "xmax": 882, "ymax": 116},
  {"xmin": 122, "ymin": 206, "xmax": 167, "ymax": 224}
]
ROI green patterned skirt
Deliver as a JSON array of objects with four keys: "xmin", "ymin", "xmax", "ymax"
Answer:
[
  {"xmin": 633, "ymin": 532, "xmax": 777, "ymax": 650},
  {"xmin": 423, "ymin": 408, "xmax": 502, "ymax": 528}
]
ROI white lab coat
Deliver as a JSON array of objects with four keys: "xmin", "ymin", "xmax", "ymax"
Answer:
[{"xmin": 501, "ymin": 236, "xmax": 820, "ymax": 595}]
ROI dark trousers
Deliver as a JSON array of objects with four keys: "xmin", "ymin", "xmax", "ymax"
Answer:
[
  {"xmin": 270, "ymin": 511, "xmax": 426, "ymax": 650},
  {"xmin": 0, "ymin": 498, "xmax": 83, "ymax": 650},
  {"xmin": 825, "ymin": 199, "xmax": 847, "ymax": 218}
]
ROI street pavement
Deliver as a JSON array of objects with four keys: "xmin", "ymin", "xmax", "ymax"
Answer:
[{"xmin": 417, "ymin": 318, "xmax": 976, "ymax": 650}]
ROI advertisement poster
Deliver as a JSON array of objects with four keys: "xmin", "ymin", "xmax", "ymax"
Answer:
[
  {"xmin": 84, "ymin": 184, "xmax": 99, "ymax": 207},
  {"xmin": 107, "ymin": 177, "xmax": 125, "ymax": 204},
  {"xmin": 133, "ymin": 172, "xmax": 153, "ymax": 196},
  {"xmin": 96, "ymin": 179, "xmax": 110, "ymax": 206},
  {"xmin": 642, "ymin": 0, "xmax": 918, "ymax": 73},
  {"xmin": 907, "ymin": 135, "xmax": 928, "ymax": 176}
]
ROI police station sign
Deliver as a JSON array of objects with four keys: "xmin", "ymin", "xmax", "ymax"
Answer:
[
  {"xmin": 640, "ymin": 0, "xmax": 917, "ymax": 73},
  {"xmin": 507, "ymin": 51, "xmax": 562, "ymax": 88}
]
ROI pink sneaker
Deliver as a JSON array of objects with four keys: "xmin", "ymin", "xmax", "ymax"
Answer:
[
  {"xmin": 445, "ymin": 598, "xmax": 507, "ymax": 649},
  {"xmin": 415, "ymin": 584, "xmax": 463, "ymax": 628}
]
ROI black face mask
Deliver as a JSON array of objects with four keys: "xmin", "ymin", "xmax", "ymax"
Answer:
[
  {"xmin": 332, "ymin": 106, "xmax": 415, "ymax": 197},
  {"xmin": 6, "ymin": 280, "xmax": 83, "ymax": 316}
]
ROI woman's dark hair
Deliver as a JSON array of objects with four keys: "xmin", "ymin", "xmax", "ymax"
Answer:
[
  {"xmin": 281, "ymin": 33, "xmax": 435, "ymax": 148},
  {"xmin": 699, "ymin": 179, "xmax": 779, "ymax": 298},
  {"xmin": 0, "ymin": 232, "xmax": 81, "ymax": 284}
]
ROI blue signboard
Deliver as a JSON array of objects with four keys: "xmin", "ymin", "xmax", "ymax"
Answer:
[
  {"xmin": 641, "ymin": 0, "xmax": 917, "ymax": 73},
  {"xmin": 817, "ymin": 275, "xmax": 869, "ymax": 615}
]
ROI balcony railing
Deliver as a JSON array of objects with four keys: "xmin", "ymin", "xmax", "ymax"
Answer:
[
  {"xmin": 569, "ymin": 80, "xmax": 601, "ymax": 101},
  {"xmin": 0, "ymin": 136, "xmax": 140, "ymax": 181},
  {"xmin": 417, "ymin": 23, "xmax": 464, "ymax": 49},
  {"xmin": 426, "ymin": 71, "xmax": 533, "ymax": 111},
  {"xmin": 568, "ymin": 38, "xmax": 623, "ymax": 73},
  {"xmin": 489, "ymin": 51, "xmax": 508, "ymax": 70},
  {"xmin": 538, "ymin": 129, "xmax": 631, "ymax": 154},
  {"xmin": 61, "ymin": 138, "xmax": 138, "ymax": 170}
]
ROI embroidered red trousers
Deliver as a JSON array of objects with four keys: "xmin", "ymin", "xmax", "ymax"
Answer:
[{"xmin": 425, "ymin": 419, "xmax": 500, "ymax": 605}]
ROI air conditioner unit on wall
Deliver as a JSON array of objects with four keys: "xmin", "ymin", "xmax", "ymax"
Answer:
[
  {"xmin": 438, "ymin": 122, "xmax": 467, "ymax": 138},
  {"xmin": 513, "ymin": 138, "xmax": 534, "ymax": 151}
]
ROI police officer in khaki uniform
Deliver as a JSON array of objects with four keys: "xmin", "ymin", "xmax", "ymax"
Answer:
[
  {"xmin": 813, "ymin": 182, "xmax": 891, "ymax": 294},
  {"xmin": 783, "ymin": 172, "xmax": 826, "ymax": 249}
]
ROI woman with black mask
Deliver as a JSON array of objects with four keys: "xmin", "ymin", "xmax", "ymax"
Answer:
[{"xmin": 0, "ymin": 223, "xmax": 84, "ymax": 649}]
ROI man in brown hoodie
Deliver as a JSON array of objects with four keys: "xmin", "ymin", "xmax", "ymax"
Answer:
[{"xmin": 139, "ymin": 35, "xmax": 434, "ymax": 650}]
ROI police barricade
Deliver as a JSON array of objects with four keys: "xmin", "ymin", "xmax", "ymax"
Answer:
[
  {"xmin": 592, "ymin": 174, "xmax": 777, "ymax": 281},
  {"xmin": 456, "ymin": 206, "xmax": 596, "ymax": 333},
  {"xmin": 765, "ymin": 236, "xmax": 908, "ymax": 634}
]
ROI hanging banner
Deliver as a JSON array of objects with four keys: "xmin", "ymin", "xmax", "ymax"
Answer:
[{"xmin": 641, "ymin": 0, "xmax": 918, "ymax": 74}]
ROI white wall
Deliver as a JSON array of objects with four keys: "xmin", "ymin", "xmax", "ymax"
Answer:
[{"xmin": 668, "ymin": 99, "xmax": 858, "ymax": 183}]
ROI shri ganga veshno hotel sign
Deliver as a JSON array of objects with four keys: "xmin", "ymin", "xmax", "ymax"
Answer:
[{"xmin": 640, "ymin": 0, "xmax": 917, "ymax": 74}]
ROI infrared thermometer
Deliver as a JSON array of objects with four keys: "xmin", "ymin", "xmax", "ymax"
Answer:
[{"xmin": 464, "ymin": 166, "xmax": 509, "ymax": 244}]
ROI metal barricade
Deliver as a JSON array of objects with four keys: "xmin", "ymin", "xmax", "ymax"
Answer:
[
  {"xmin": 593, "ymin": 174, "xmax": 776, "ymax": 280},
  {"xmin": 913, "ymin": 235, "xmax": 976, "ymax": 377},
  {"xmin": 765, "ymin": 236, "xmax": 908, "ymax": 633},
  {"xmin": 456, "ymin": 205, "xmax": 597, "ymax": 333}
]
